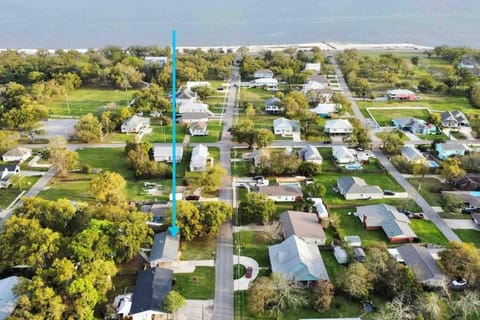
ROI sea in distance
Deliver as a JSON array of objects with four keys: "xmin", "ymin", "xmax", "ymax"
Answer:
[{"xmin": 1, "ymin": 0, "xmax": 480, "ymax": 49}]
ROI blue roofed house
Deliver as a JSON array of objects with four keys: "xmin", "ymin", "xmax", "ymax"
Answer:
[
  {"xmin": 435, "ymin": 142, "xmax": 468, "ymax": 160},
  {"xmin": 269, "ymin": 235, "xmax": 329, "ymax": 283},
  {"xmin": 392, "ymin": 117, "xmax": 437, "ymax": 135}
]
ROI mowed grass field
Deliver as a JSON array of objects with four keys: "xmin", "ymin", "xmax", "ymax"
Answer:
[{"xmin": 45, "ymin": 88, "xmax": 136, "ymax": 116}]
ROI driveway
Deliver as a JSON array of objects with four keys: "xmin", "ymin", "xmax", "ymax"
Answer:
[
  {"xmin": 159, "ymin": 260, "xmax": 214, "ymax": 273},
  {"xmin": 233, "ymin": 255, "xmax": 260, "ymax": 291},
  {"xmin": 444, "ymin": 219, "xmax": 480, "ymax": 230},
  {"xmin": 177, "ymin": 299, "xmax": 214, "ymax": 320}
]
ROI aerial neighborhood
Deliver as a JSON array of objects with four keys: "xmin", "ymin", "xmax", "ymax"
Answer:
[{"xmin": 1, "ymin": 43, "xmax": 480, "ymax": 320}]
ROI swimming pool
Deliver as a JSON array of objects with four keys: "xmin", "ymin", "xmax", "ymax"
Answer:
[
  {"xmin": 345, "ymin": 164, "xmax": 363, "ymax": 170},
  {"xmin": 470, "ymin": 191, "xmax": 480, "ymax": 197},
  {"xmin": 427, "ymin": 161, "xmax": 439, "ymax": 168}
]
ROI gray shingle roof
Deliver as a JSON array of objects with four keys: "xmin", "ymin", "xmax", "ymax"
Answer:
[
  {"xmin": 149, "ymin": 232, "xmax": 180, "ymax": 263},
  {"xmin": 130, "ymin": 268, "xmax": 173, "ymax": 315},
  {"xmin": 396, "ymin": 244, "xmax": 443, "ymax": 283},
  {"xmin": 279, "ymin": 211, "xmax": 326, "ymax": 242},
  {"xmin": 258, "ymin": 185, "xmax": 303, "ymax": 197},
  {"xmin": 337, "ymin": 176, "xmax": 383, "ymax": 196}
]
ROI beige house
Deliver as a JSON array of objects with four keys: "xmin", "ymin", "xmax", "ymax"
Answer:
[{"xmin": 279, "ymin": 211, "xmax": 326, "ymax": 245}]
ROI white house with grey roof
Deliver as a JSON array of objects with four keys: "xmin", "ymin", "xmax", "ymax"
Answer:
[
  {"xmin": 269, "ymin": 235, "xmax": 329, "ymax": 282},
  {"xmin": 190, "ymin": 144, "xmax": 211, "ymax": 172},
  {"xmin": 121, "ymin": 115, "xmax": 150, "ymax": 134},
  {"xmin": 264, "ymin": 97, "xmax": 283, "ymax": 114},
  {"xmin": 254, "ymin": 68, "xmax": 274, "ymax": 79},
  {"xmin": 401, "ymin": 145, "xmax": 426, "ymax": 164},
  {"xmin": 257, "ymin": 185, "xmax": 303, "ymax": 202},
  {"xmin": 440, "ymin": 110, "xmax": 469, "ymax": 128},
  {"xmin": 279, "ymin": 211, "xmax": 326, "ymax": 245},
  {"xmin": 337, "ymin": 176, "xmax": 383, "ymax": 200},
  {"xmin": 128, "ymin": 268, "xmax": 172, "ymax": 320},
  {"xmin": 332, "ymin": 146, "xmax": 356, "ymax": 164},
  {"xmin": 395, "ymin": 244, "xmax": 444, "ymax": 287},
  {"xmin": 324, "ymin": 119, "xmax": 353, "ymax": 135},
  {"xmin": 148, "ymin": 232, "xmax": 180, "ymax": 267},
  {"xmin": 309, "ymin": 103, "xmax": 340, "ymax": 118},
  {"xmin": 153, "ymin": 146, "xmax": 183, "ymax": 163},
  {"xmin": 273, "ymin": 118, "xmax": 300, "ymax": 137},
  {"xmin": 178, "ymin": 102, "xmax": 213, "ymax": 115},
  {"xmin": 298, "ymin": 145, "xmax": 322, "ymax": 165},
  {"xmin": 188, "ymin": 121, "xmax": 208, "ymax": 136},
  {"xmin": 304, "ymin": 63, "xmax": 321, "ymax": 72},
  {"xmin": 178, "ymin": 112, "xmax": 209, "ymax": 124},
  {"xmin": 356, "ymin": 204, "xmax": 417, "ymax": 243},
  {"xmin": 2, "ymin": 147, "xmax": 31, "ymax": 163},
  {"xmin": 176, "ymin": 88, "xmax": 198, "ymax": 105},
  {"xmin": 144, "ymin": 56, "xmax": 168, "ymax": 66}
]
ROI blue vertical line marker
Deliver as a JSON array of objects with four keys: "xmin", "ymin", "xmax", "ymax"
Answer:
[{"xmin": 169, "ymin": 29, "xmax": 179, "ymax": 238}]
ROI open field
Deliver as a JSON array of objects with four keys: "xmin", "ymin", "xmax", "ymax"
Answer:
[
  {"xmin": 45, "ymin": 88, "xmax": 135, "ymax": 116},
  {"xmin": 174, "ymin": 266, "xmax": 215, "ymax": 299}
]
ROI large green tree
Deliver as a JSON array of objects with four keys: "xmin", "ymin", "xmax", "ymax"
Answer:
[
  {"xmin": 89, "ymin": 171, "xmax": 127, "ymax": 206},
  {"xmin": 438, "ymin": 241, "xmax": 480, "ymax": 285},
  {"xmin": 48, "ymin": 136, "xmax": 78, "ymax": 177},
  {"xmin": 75, "ymin": 113, "xmax": 102, "ymax": 142},
  {"xmin": 238, "ymin": 192, "xmax": 276, "ymax": 225}
]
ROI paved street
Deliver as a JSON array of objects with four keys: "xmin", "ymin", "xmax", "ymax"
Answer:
[{"xmin": 331, "ymin": 55, "xmax": 461, "ymax": 242}]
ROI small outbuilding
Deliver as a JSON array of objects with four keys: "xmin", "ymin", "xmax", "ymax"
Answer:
[{"xmin": 2, "ymin": 147, "xmax": 32, "ymax": 163}]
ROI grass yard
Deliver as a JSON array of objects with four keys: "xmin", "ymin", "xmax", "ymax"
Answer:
[
  {"xmin": 45, "ymin": 88, "xmax": 135, "ymax": 116},
  {"xmin": 174, "ymin": 266, "xmax": 215, "ymax": 299},
  {"xmin": 375, "ymin": 131, "xmax": 409, "ymax": 142},
  {"xmin": 368, "ymin": 108, "xmax": 430, "ymax": 126},
  {"xmin": 190, "ymin": 120, "xmax": 223, "ymax": 143},
  {"xmin": 240, "ymin": 87, "xmax": 275, "ymax": 106},
  {"xmin": 0, "ymin": 176, "xmax": 40, "ymax": 208},
  {"xmin": 232, "ymin": 161, "xmax": 250, "ymax": 177},
  {"xmin": 234, "ymin": 231, "xmax": 281, "ymax": 268},
  {"xmin": 180, "ymin": 235, "xmax": 217, "ymax": 260},
  {"xmin": 39, "ymin": 176, "xmax": 94, "ymax": 202},
  {"xmin": 407, "ymin": 178, "xmax": 444, "ymax": 207},
  {"xmin": 454, "ymin": 229, "xmax": 480, "ymax": 248},
  {"xmin": 234, "ymin": 264, "xmax": 246, "ymax": 280},
  {"xmin": 410, "ymin": 219, "xmax": 449, "ymax": 246},
  {"xmin": 331, "ymin": 208, "xmax": 389, "ymax": 246},
  {"xmin": 144, "ymin": 124, "xmax": 186, "ymax": 143},
  {"xmin": 321, "ymin": 250, "xmax": 347, "ymax": 284}
]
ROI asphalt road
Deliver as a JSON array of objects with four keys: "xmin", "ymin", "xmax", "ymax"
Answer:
[
  {"xmin": 212, "ymin": 67, "xmax": 239, "ymax": 320},
  {"xmin": 331, "ymin": 55, "xmax": 461, "ymax": 242}
]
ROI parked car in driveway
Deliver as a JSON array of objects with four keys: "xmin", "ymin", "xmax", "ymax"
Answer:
[
  {"xmin": 383, "ymin": 190, "xmax": 395, "ymax": 196},
  {"xmin": 408, "ymin": 213, "xmax": 424, "ymax": 219},
  {"xmin": 185, "ymin": 195, "xmax": 200, "ymax": 201}
]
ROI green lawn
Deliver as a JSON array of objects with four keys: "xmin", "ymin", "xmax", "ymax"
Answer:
[
  {"xmin": 407, "ymin": 178, "xmax": 444, "ymax": 207},
  {"xmin": 144, "ymin": 124, "xmax": 186, "ymax": 143},
  {"xmin": 410, "ymin": 219, "xmax": 449, "ymax": 246},
  {"xmin": 234, "ymin": 264, "xmax": 246, "ymax": 280},
  {"xmin": 234, "ymin": 231, "xmax": 280, "ymax": 268},
  {"xmin": 45, "ymin": 88, "xmax": 135, "ymax": 116},
  {"xmin": 454, "ymin": 229, "xmax": 480, "ymax": 248},
  {"xmin": 0, "ymin": 176, "xmax": 40, "ymax": 208},
  {"xmin": 240, "ymin": 87, "xmax": 275, "ymax": 106},
  {"xmin": 174, "ymin": 266, "xmax": 215, "ymax": 299},
  {"xmin": 180, "ymin": 235, "xmax": 217, "ymax": 260},
  {"xmin": 375, "ymin": 131, "xmax": 409, "ymax": 142},
  {"xmin": 368, "ymin": 108, "xmax": 430, "ymax": 126},
  {"xmin": 321, "ymin": 250, "xmax": 347, "ymax": 284},
  {"xmin": 39, "ymin": 176, "xmax": 94, "ymax": 202}
]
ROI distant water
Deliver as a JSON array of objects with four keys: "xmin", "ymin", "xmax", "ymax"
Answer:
[{"xmin": 1, "ymin": 0, "xmax": 480, "ymax": 49}]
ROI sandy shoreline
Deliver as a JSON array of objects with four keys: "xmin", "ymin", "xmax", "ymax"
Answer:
[{"xmin": 0, "ymin": 41, "xmax": 433, "ymax": 54}]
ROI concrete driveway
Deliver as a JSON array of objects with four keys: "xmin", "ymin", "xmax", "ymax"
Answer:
[
  {"xmin": 444, "ymin": 219, "xmax": 480, "ymax": 230},
  {"xmin": 233, "ymin": 255, "xmax": 259, "ymax": 291},
  {"xmin": 177, "ymin": 299, "xmax": 214, "ymax": 320}
]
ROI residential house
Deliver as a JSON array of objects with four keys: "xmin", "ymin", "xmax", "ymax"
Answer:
[
  {"xmin": 176, "ymin": 88, "xmax": 198, "ymax": 105},
  {"xmin": 177, "ymin": 112, "xmax": 209, "ymax": 124},
  {"xmin": 257, "ymin": 185, "xmax": 303, "ymax": 202},
  {"xmin": 396, "ymin": 244, "xmax": 444, "ymax": 287},
  {"xmin": 254, "ymin": 68, "xmax": 274, "ymax": 79},
  {"xmin": 178, "ymin": 102, "xmax": 212, "ymax": 115},
  {"xmin": 0, "ymin": 165, "xmax": 20, "ymax": 188},
  {"xmin": 148, "ymin": 232, "xmax": 180, "ymax": 268},
  {"xmin": 144, "ymin": 56, "xmax": 168, "ymax": 66},
  {"xmin": 305, "ymin": 87, "xmax": 333, "ymax": 103},
  {"xmin": 392, "ymin": 117, "xmax": 437, "ymax": 135},
  {"xmin": 188, "ymin": 121, "xmax": 208, "ymax": 136},
  {"xmin": 269, "ymin": 235, "xmax": 329, "ymax": 282},
  {"xmin": 250, "ymin": 78, "xmax": 278, "ymax": 89},
  {"xmin": 308, "ymin": 74, "xmax": 330, "ymax": 85},
  {"xmin": 453, "ymin": 175, "xmax": 480, "ymax": 191},
  {"xmin": 121, "ymin": 115, "xmax": 150, "ymax": 134},
  {"xmin": 302, "ymin": 79, "xmax": 328, "ymax": 94},
  {"xmin": 324, "ymin": 119, "xmax": 353, "ymax": 135},
  {"xmin": 190, "ymin": 144, "xmax": 211, "ymax": 172},
  {"xmin": 458, "ymin": 56, "xmax": 480, "ymax": 75},
  {"xmin": 386, "ymin": 89, "xmax": 416, "ymax": 101},
  {"xmin": 298, "ymin": 145, "xmax": 323, "ymax": 164},
  {"xmin": 312, "ymin": 198, "xmax": 329, "ymax": 220},
  {"xmin": 440, "ymin": 111, "xmax": 469, "ymax": 128},
  {"xmin": 273, "ymin": 117, "xmax": 300, "ymax": 137},
  {"xmin": 401, "ymin": 145, "xmax": 426, "ymax": 164},
  {"xmin": 153, "ymin": 146, "xmax": 183, "ymax": 163},
  {"xmin": 337, "ymin": 176, "xmax": 383, "ymax": 200},
  {"xmin": 140, "ymin": 203, "xmax": 169, "ymax": 225},
  {"xmin": 441, "ymin": 191, "xmax": 480, "ymax": 211},
  {"xmin": 249, "ymin": 148, "xmax": 270, "ymax": 167},
  {"xmin": 128, "ymin": 268, "xmax": 173, "ymax": 320},
  {"xmin": 332, "ymin": 146, "xmax": 356, "ymax": 164},
  {"xmin": 2, "ymin": 147, "xmax": 32, "ymax": 163},
  {"xmin": 435, "ymin": 142, "xmax": 468, "ymax": 160},
  {"xmin": 264, "ymin": 97, "xmax": 283, "ymax": 114},
  {"xmin": 309, "ymin": 103, "xmax": 340, "ymax": 118},
  {"xmin": 304, "ymin": 63, "xmax": 321, "ymax": 72},
  {"xmin": 279, "ymin": 210, "xmax": 326, "ymax": 245},
  {"xmin": 333, "ymin": 245, "xmax": 348, "ymax": 264},
  {"xmin": 0, "ymin": 276, "xmax": 20, "ymax": 320},
  {"xmin": 356, "ymin": 204, "xmax": 417, "ymax": 243}
]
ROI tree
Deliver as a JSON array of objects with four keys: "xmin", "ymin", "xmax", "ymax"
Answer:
[
  {"xmin": 339, "ymin": 262, "xmax": 373, "ymax": 300},
  {"xmin": 254, "ymin": 129, "xmax": 275, "ymax": 148},
  {"xmin": 377, "ymin": 297, "xmax": 414, "ymax": 320},
  {"xmin": 109, "ymin": 62, "xmax": 144, "ymax": 90},
  {"xmin": 298, "ymin": 162, "xmax": 321, "ymax": 176},
  {"xmin": 1, "ymin": 82, "xmax": 29, "ymax": 110},
  {"xmin": 2, "ymin": 104, "xmax": 48, "ymax": 131},
  {"xmin": 427, "ymin": 112, "xmax": 441, "ymax": 126},
  {"xmin": 238, "ymin": 192, "xmax": 276, "ymax": 225},
  {"xmin": 438, "ymin": 241, "xmax": 480, "ymax": 284},
  {"xmin": 412, "ymin": 161, "xmax": 429, "ymax": 187},
  {"xmin": 191, "ymin": 85, "xmax": 215, "ymax": 101},
  {"xmin": 245, "ymin": 103, "xmax": 256, "ymax": 118},
  {"xmin": 0, "ymin": 130, "xmax": 20, "ymax": 153},
  {"xmin": 440, "ymin": 158, "xmax": 466, "ymax": 184},
  {"xmin": 48, "ymin": 136, "xmax": 78, "ymax": 177},
  {"xmin": 67, "ymin": 278, "xmax": 99, "ymax": 320},
  {"xmin": 350, "ymin": 123, "xmax": 371, "ymax": 148},
  {"xmin": 470, "ymin": 83, "xmax": 480, "ymax": 108},
  {"xmin": 75, "ymin": 113, "xmax": 102, "ymax": 142},
  {"xmin": 89, "ymin": 171, "xmax": 127, "ymax": 206},
  {"xmin": 68, "ymin": 220, "xmax": 114, "ymax": 263},
  {"xmin": 382, "ymin": 131, "xmax": 405, "ymax": 155},
  {"xmin": 42, "ymin": 258, "xmax": 76, "ymax": 290},
  {"xmin": 164, "ymin": 290, "xmax": 186, "ymax": 316},
  {"xmin": 198, "ymin": 165, "xmax": 227, "ymax": 194},
  {"xmin": 410, "ymin": 56, "xmax": 420, "ymax": 66},
  {"xmin": 443, "ymin": 194, "xmax": 464, "ymax": 214},
  {"xmin": 418, "ymin": 75, "xmax": 435, "ymax": 92},
  {"xmin": 247, "ymin": 276, "xmax": 275, "ymax": 316},
  {"xmin": 0, "ymin": 216, "xmax": 61, "ymax": 271},
  {"xmin": 54, "ymin": 72, "xmax": 81, "ymax": 91},
  {"xmin": 270, "ymin": 273, "xmax": 309, "ymax": 319},
  {"xmin": 131, "ymin": 84, "xmax": 170, "ymax": 113},
  {"xmin": 81, "ymin": 259, "xmax": 117, "ymax": 302},
  {"xmin": 419, "ymin": 292, "xmax": 442, "ymax": 320},
  {"xmin": 167, "ymin": 201, "xmax": 203, "ymax": 240},
  {"xmin": 449, "ymin": 290, "xmax": 480, "ymax": 319},
  {"xmin": 199, "ymin": 202, "xmax": 233, "ymax": 235},
  {"xmin": 314, "ymin": 280, "xmax": 334, "ymax": 312}
]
